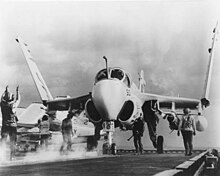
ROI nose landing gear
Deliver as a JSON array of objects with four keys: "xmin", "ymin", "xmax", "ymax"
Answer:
[
  {"xmin": 102, "ymin": 121, "xmax": 117, "ymax": 155},
  {"xmin": 102, "ymin": 139, "xmax": 117, "ymax": 155}
]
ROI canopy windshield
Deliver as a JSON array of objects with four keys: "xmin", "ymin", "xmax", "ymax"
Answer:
[{"xmin": 95, "ymin": 68, "xmax": 131, "ymax": 87}]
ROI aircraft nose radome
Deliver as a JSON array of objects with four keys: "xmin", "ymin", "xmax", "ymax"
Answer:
[{"xmin": 92, "ymin": 80, "xmax": 127, "ymax": 121}]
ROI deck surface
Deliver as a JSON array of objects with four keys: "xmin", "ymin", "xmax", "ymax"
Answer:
[{"xmin": 0, "ymin": 151, "xmax": 198, "ymax": 176}]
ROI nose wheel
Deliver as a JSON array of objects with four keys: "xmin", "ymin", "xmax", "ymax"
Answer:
[
  {"xmin": 102, "ymin": 121, "xmax": 117, "ymax": 155},
  {"xmin": 102, "ymin": 141, "xmax": 117, "ymax": 155}
]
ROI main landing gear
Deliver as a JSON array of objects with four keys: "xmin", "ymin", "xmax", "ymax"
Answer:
[
  {"xmin": 102, "ymin": 121, "xmax": 117, "ymax": 155},
  {"xmin": 157, "ymin": 135, "xmax": 164, "ymax": 154}
]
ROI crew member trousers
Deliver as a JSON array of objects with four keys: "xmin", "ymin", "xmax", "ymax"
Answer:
[{"xmin": 181, "ymin": 130, "xmax": 193, "ymax": 155}]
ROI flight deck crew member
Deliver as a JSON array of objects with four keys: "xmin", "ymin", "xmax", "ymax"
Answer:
[
  {"xmin": 142, "ymin": 100, "xmax": 163, "ymax": 149},
  {"xmin": 38, "ymin": 115, "xmax": 50, "ymax": 148},
  {"xmin": 1, "ymin": 85, "xmax": 20, "ymax": 160},
  {"xmin": 178, "ymin": 108, "xmax": 196, "ymax": 156},
  {"xmin": 132, "ymin": 118, "xmax": 145, "ymax": 154},
  {"xmin": 60, "ymin": 112, "xmax": 74, "ymax": 153}
]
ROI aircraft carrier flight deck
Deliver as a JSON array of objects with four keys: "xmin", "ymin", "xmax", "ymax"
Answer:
[{"xmin": 0, "ymin": 149, "xmax": 219, "ymax": 176}]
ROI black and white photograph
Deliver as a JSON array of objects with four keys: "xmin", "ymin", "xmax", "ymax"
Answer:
[{"xmin": 0, "ymin": 0, "xmax": 220, "ymax": 175}]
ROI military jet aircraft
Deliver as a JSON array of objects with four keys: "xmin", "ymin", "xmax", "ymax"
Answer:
[{"xmin": 15, "ymin": 22, "xmax": 218, "ymax": 154}]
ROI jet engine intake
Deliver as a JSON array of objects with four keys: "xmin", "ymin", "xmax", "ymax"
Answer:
[
  {"xmin": 85, "ymin": 99, "xmax": 102, "ymax": 123},
  {"xmin": 118, "ymin": 99, "xmax": 142, "ymax": 126}
]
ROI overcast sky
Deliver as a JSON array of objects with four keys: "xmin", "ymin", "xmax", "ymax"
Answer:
[{"xmin": 0, "ymin": 0, "xmax": 220, "ymax": 148}]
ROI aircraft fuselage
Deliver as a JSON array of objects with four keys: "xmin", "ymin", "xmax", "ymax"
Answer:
[{"xmin": 86, "ymin": 67, "xmax": 144, "ymax": 129}]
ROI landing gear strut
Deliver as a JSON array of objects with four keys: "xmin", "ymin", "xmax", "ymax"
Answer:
[
  {"xmin": 102, "ymin": 121, "xmax": 117, "ymax": 155},
  {"xmin": 157, "ymin": 135, "xmax": 164, "ymax": 154}
]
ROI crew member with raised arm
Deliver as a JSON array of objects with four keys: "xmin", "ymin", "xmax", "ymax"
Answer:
[{"xmin": 1, "ymin": 85, "xmax": 20, "ymax": 160}]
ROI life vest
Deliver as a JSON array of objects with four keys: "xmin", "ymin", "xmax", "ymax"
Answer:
[
  {"xmin": 39, "ymin": 120, "xmax": 50, "ymax": 134},
  {"xmin": 1, "ymin": 103, "xmax": 18, "ymax": 127},
  {"xmin": 181, "ymin": 115, "xmax": 194, "ymax": 131},
  {"xmin": 1, "ymin": 91, "xmax": 20, "ymax": 127},
  {"xmin": 132, "ymin": 120, "xmax": 144, "ymax": 136},
  {"xmin": 62, "ymin": 118, "xmax": 72, "ymax": 134}
]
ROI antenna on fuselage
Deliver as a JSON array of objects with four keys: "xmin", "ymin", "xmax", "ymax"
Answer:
[
  {"xmin": 138, "ymin": 70, "xmax": 146, "ymax": 93},
  {"xmin": 103, "ymin": 56, "xmax": 109, "ymax": 79}
]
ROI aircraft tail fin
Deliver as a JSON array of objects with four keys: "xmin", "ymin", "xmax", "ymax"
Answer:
[
  {"xmin": 138, "ymin": 70, "xmax": 146, "ymax": 93},
  {"xmin": 16, "ymin": 36, "xmax": 53, "ymax": 104},
  {"xmin": 201, "ymin": 22, "xmax": 218, "ymax": 108}
]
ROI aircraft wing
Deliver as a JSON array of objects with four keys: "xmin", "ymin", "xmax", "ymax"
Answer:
[
  {"xmin": 16, "ymin": 36, "xmax": 53, "ymax": 103},
  {"xmin": 140, "ymin": 92, "xmax": 200, "ymax": 110},
  {"xmin": 46, "ymin": 94, "xmax": 91, "ymax": 111},
  {"xmin": 17, "ymin": 103, "xmax": 46, "ymax": 128}
]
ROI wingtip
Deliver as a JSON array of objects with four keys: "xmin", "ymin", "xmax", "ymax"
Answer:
[
  {"xmin": 15, "ymin": 37, "xmax": 19, "ymax": 43},
  {"xmin": 15, "ymin": 36, "xmax": 21, "ymax": 43}
]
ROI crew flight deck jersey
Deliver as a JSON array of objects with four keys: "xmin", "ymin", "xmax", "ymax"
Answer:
[
  {"xmin": 39, "ymin": 121, "xmax": 50, "ymax": 134},
  {"xmin": 180, "ymin": 115, "xmax": 195, "ymax": 132}
]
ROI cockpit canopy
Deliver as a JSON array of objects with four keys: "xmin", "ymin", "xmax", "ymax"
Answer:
[{"xmin": 95, "ymin": 68, "xmax": 131, "ymax": 87}]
